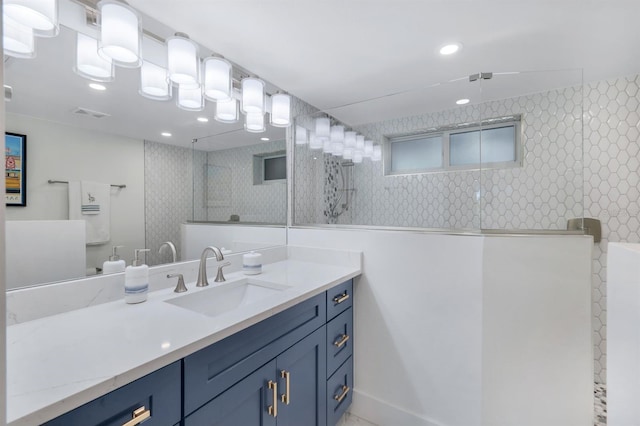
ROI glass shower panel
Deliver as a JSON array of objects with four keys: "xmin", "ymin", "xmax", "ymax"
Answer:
[{"xmin": 478, "ymin": 69, "xmax": 584, "ymax": 230}]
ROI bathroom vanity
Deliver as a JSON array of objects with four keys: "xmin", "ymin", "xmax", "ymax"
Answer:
[{"xmin": 7, "ymin": 248, "xmax": 360, "ymax": 426}]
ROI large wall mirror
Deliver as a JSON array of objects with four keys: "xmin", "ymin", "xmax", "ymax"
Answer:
[{"xmin": 4, "ymin": 2, "xmax": 287, "ymax": 290}]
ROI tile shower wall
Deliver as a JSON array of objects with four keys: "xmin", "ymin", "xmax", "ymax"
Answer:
[{"xmin": 294, "ymin": 73, "xmax": 640, "ymax": 384}]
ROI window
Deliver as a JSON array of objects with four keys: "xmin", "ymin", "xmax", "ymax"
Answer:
[
  {"xmin": 385, "ymin": 116, "xmax": 521, "ymax": 175},
  {"xmin": 253, "ymin": 151, "xmax": 286, "ymax": 184}
]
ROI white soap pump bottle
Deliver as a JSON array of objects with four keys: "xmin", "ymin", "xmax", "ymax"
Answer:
[
  {"xmin": 125, "ymin": 249, "xmax": 150, "ymax": 304},
  {"xmin": 103, "ymin": 245, "xmax": 125, "ymax": 275}
]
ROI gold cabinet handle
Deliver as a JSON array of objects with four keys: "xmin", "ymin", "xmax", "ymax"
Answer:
[
  {"xmin": 334, "ymin": 385, "xmax": 350, "ymax": 403},
  {"xmin": 333, "ymin": 293, "xmax": 350, "ymax": 304},
  {"xmin": 122, "ymin": 406, "xmax": 151, "ymax": 426},
  {"xmin": 268, "ymin": 380, "xmax": 278, "ymax": 417},
  {"xmin": 334, "ymin": 334, "xmax": 350, "ymax": 348},
  {"xmin": 280, "ymin": 370, "xmax": 291, "ymax": 405}
]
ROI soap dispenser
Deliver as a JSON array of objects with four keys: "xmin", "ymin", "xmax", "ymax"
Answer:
[
  {"xmin": 125, "ymin": 249, "xmax": 150, "ymax": 304},
  {"xmin": 103, "ymin": 245, "xmax": 125, "ymax": 275}
]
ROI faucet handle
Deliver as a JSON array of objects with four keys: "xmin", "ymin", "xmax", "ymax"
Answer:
[
  {"xmin": 214, "ymin": 261, "xmax": 231, "ymax": 283},
  {"xmin": 168, "ymin": 273, "xmax": 187, "ymax": 293}
]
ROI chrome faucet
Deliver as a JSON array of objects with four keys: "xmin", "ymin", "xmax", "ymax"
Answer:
[
  {"xmin": 159, "ymin": 241, "xmax": 177, "ymax": 263},
  {"xmin": 196, "ymin": 246, "xmax": 225, "ymax": 287}
]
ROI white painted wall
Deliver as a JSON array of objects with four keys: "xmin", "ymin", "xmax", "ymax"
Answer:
[
  {"xmin": 289, "ymin": 228, "xmax": 593, "ymax": 426},
  {"xmin": 4, "ymin": 113, "xmax": 145, "ymax": 278}
]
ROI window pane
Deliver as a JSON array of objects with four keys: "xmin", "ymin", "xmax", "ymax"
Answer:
[
  {"xmin": 450, "ymin": 130, "xmax": 480, "ymax": 166},
  {"xmin": 391, "ymin": 136, "xmax": 442, "ymax": 172},
  {"xmin": 480, "ymin": 126, "xmax": 516, "ymax": 163},
  {"xmin": 264, "ymin": 156, "xmax": 286, "ymax": 180}
]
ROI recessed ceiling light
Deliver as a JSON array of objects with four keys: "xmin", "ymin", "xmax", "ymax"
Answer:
[
  {"xmin": 456, "ymin": 98, "xmax": 470, "ymax": 105},
  {"xmin": 197, "ymin": 117, "xmax": 209, "ymax": 123},
  {"xmin": 89, "ymin": 83, "xmax": 106, "ymax": 91},
  {"xmin": 439, "ymin": 43, "xmax": 462, "ymax": 56},
  {"xmin": 161, "ymin": 132, "xmax": 172, "ymax": 137},
  {"xmin": 260, "ymin": 137, "xmax": 270, "ymax": 141}
]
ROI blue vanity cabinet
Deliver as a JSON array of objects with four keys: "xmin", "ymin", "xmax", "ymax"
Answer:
[{"xmin": 43, "ymin": 361, "xmax": 181, "ymax": 426}]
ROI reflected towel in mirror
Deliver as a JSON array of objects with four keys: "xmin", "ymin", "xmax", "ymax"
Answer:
[{"xmin": 69, "ymin": 180, "xmax": 111, "ymax": 245}]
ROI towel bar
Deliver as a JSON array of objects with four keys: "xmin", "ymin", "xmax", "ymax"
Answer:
[{"xmin": 48, "ymin": 179, "xmax": 126, "ymax": 189}]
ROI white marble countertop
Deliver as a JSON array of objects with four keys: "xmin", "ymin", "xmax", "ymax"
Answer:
[{"xmin": 7, "ymin": 255, "xmax": 361, "ymax": 425}]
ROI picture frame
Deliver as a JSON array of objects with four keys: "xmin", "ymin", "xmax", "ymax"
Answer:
[{"xmin": 5, "ymin": 132, "xmax": 27, "ymax": 206}]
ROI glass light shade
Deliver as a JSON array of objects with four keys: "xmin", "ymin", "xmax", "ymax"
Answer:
[
  {"xmin": 343, "ymin": 148, "xmax": 354, "ymax": 160},
  {"xmin": 241, "ymin": 77, "xmax": 265, "ymax": 114},
  {"xmin": 295, "ymin": 125, "xmax": 308, "ymax": 145},
  {"xmin": 4, "ymin": 0, "xmax": 58, "ymax": 37},
  {"xmin": 167, "ymin": 34, "xmax": 200, "ymax": 88},
  {"xmin": 330, "ymin": 125, "xmax": 344, "ymax": 143},
  {"xmin": 315, "ymin": 117, "xmax": 331, "ymax": 140},
  {"xmin": 139, "ymin": 61, "xmax": 171, "ymax": 100},
  {"xmin": 215, "ymin": 98, "xmax": 239, "ymax": 123},
  {"xmin": 245, "ymin": 112, "xmax": 266, "ymax": 133},
  {"xmin": 203, "ymin": 56, "xmax": 232, "ymax": 101},
  {"xmin": 344, "ymin": 131, "xmax": 357, "ymax": 148},
  {"xmin": 177, "ymin": 86, "xmax": 204, "ymax": 111},
  {"xmin": 3, "ymin": 16, "xmax": 35, "ymax": 58},
  {"xmin": 309, "ymin": 132, "xmax": 323, "ymax": 150},
  {"xmin": 332, "ymin": 142, "xmax": 344, "ymax": 156},
  {"xmin": 372, "ymin": 145, "xmax": 382, "ymax": 161},
  {"xmin": 74, "ymin": 32, "xmax": 114, "ymax": 82},
  {"xmin": 98, "ymin": 0, "xmax": 141, "ymax": 67},
  {"xmin": 270, "ymin": 93, "xmax": 291, "ymax": 127},
  {"xmin": 353, "ymin": 151, "xmax": 364, "ymax": 163},
  {"xmin": 364, "ymin": 140, "xmax": 374, "ymax": 157},
  {"xmin": 356, "ymin": 135, "xmax": 365, "ymax": 151},
  {"xmin": 323, "ymin": 139, "xmax": 332, "ymax": 153}
]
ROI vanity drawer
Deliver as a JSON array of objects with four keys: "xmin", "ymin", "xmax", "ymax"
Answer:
[
  {"xmin": 327, "ymin": 279, "xmax": 353, "ymax": 321},
  {"xmin": 183, "ymin": 292, "xmax": 326, "ymax": 415},
  {"xmin": 327, "ymin": 307, "xmax": 353, "ymax": 377},
  {"xmin": 327, "ymin": 356, "xmax": 353, "ymax": 426},
  {"xmin": 44, "ymin": 361, "xmax": 181, "ymax": 426}
]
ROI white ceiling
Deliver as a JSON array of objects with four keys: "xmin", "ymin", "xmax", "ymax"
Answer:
[{"xmin": 129, "ymin": 0, "xmax": 640, "ymax": 125}]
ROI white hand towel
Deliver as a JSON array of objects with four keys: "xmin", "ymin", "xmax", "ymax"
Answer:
[{"xmin": 69, "ymin": 181, "xmax": 111, "ymax": 245}]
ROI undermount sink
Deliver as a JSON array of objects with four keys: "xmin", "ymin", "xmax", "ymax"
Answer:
[{"xmin": 165, "ymin": 279, "xmax": 288, "ymax": 317}]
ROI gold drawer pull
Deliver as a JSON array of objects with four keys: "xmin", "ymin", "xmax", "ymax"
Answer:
[
  {"xmin": 333, "ymin": 293, "xmax": 350, "ymax": 304},
  {"xmin": 268, "ymin": 380, "xmax": 278, "ymax": 417},
  {"xmin": 280, "ymin": 370, "xmax": 291, "ymax": 405},
  {"xmin": 334, "ymin": 385, "xmax": 350, "ymax": 403},
  {"xmin": 334, "ymin": 334, "xmax": 350, "ymax": 348},
  {"xmin": 122, "ymin": 406, "xmax": 151, "ymax": 426}
]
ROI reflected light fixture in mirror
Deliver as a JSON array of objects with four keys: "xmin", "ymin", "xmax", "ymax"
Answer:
[
  {"xmin": 241, "ymin": 77, "xmax": 265, "ymax": 114},
  {"xmin": 3, "ymin": 16, "xmax": 36, "ymax": 58},
  {"xmin": 215, "ymin": 97, "xmax": 239, "ymax": 123},
  {"xmin": 74, "ymin": 32, "xmax": 114, "ymax": 82},
  {"xmin": 315, "ymin": 117, "xmax": 331, "ymax": 141},
  {"xmin": 356, "ymin": 135, "xmax": 365, "ymax": 151},
  {"xmin": 309, "ymin": 131, "xmax": 323, "ymax": 150},
  {"xmin": 177, "ymin": 86, "xmax": 204, "ymax": 111},
  {"xmin": 139, "ymin": 61, "xmax": 172, "ymax": 100},
  {"xmin": 98, "ymin": 0, "xmax": 142, "ymax": 67},
  {"xmin": 353, "ymin": 150, "xmax": 364, "ymax": 163},
  {"xmin": 270, "ymin": 93, "xmax": 291, "ymax": 127},
  {"xmin": 295, "ymin": 125, "xmax": 308, "ymax": 145},
  {"xmin": 344, "ymin": 131, "xmax": 357, "ymax": 149},
  {"xmin": 4, "ymin": 0, "xmax": 59, "ymax": 37},
  {"xmin": 343, "ymin": 147, "xmax": 354, "ymax": 160},
  {"xmin": 245, "ymin": 112, "xmax": 266, "ymax": 133},
  {"xmin": 364, "ymin": 140, "xmax": 374, "ymax": 157},
  {"xmin": 203, "ymin": 56, "xmax": 232, "ymax": 101},
  {"xmin": 167, "ymin": 32, "xmax": 199, "ymax": 88}
]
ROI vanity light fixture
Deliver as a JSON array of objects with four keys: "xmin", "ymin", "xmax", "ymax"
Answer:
[
  {"xmin": 203, "ymin": 56, "xmax": 232, "ymax": 101},
  {"xmin": 315, "ymin": 117, "xmax": 331, "ymax": 141},
  {"xmin": 197, "ymin": 117, "xmax": 209, "ymax": 123},
  {"xmin": 439, "ymin": 43, "xmax": 462, "ymax": 56},
  {"xmin": 74, "ymin": 32, "xmax": 114, "ymax": 82},
  {"xmin": 89, "ymin": 83, "xmax": 106, "ymax": 91},
  {"xmin": 270, "ymin": 93, "xmax": 292, "ymax": 127},
  {"xmin": 372, "ymin": 145, "xmax": 382, "ymax": 161},
  {"xmin": 330, "ymin": 125, "xmax": 345, "ymax": 143},
  {"xmin": 343, "ymin": 147, "xmax": 354, "ymax": 160},
  {"xmin": 241, "ymin": 77, "xmax": 265, "ymax": 114},
  {"xmin": 177, "ymin": 86, "xmax": 204, "ymax": 111},
  {"xmin": 322, "ymin": 138, "xmax": 332, "ymax": 153},
  {"xmin": 356, "ymin": 135, "xmax": 365, "ymax": 151},
  {"xmin": 295, "ymin": 125, "xmax": 308, "ymax": 145},
  {"xmin": 332, "ymin": 142, "xmax": 344, "ymax": 156},
  {"xmin": 309, "ymin": 132, "xmax": 323, "ymax": 150},
  {"xmin": 215, "ymin": 97, "xmax": 239, "ymax": 123},
  {"xmin": 98, "ymin": 0, "xmax": 142, "ymax": 67},
  {"xmin": 353, "ymin": 150, "xmax": 364, "ymax": 163},
  {"xmin": 344, "ymin": 131, "xmax": 357, "ymax": 148},
  {"xmin": 2, "ymin": 16, "xmax": 36, "ymax": 58},
  {"xmin": 161, "ymin": 132, "xmax": 172, "ymax": 137},
  {"xmin": 244, "ymin": 112, "xmax": 266, "ymax": 133},
  {"xmin": 4, "ymin": 0, "xmax": 59, "ymax": 37},
  {"xmin": 456, "ymin": 98, "xmax": 470, "ymax": 105},
  {"xmin": 167, "ymin": 33, "xmax": 200, "ymax": 88},
  {"xmin": 139, "ymin": 61, "xmax": 172, "ymax": 100}
]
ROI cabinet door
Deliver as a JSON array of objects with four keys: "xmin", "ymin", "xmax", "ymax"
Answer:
[
  {"xmin": 185, "ymin": 360, "xmax": 278, "ymax": 426},
  {"xmin": 276, "ymin": 326, "xmax": 327, "ymax": 426}
]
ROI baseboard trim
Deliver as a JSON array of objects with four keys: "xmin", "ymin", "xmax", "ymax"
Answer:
[{"xmin": 349, "ymin": 389, "xmax": 444, "ymax": 426}]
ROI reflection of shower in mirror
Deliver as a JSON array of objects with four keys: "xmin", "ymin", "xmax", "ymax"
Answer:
[{"xmin": 326, "ymin": 160, "xmax": 356, "ymax": 224}]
